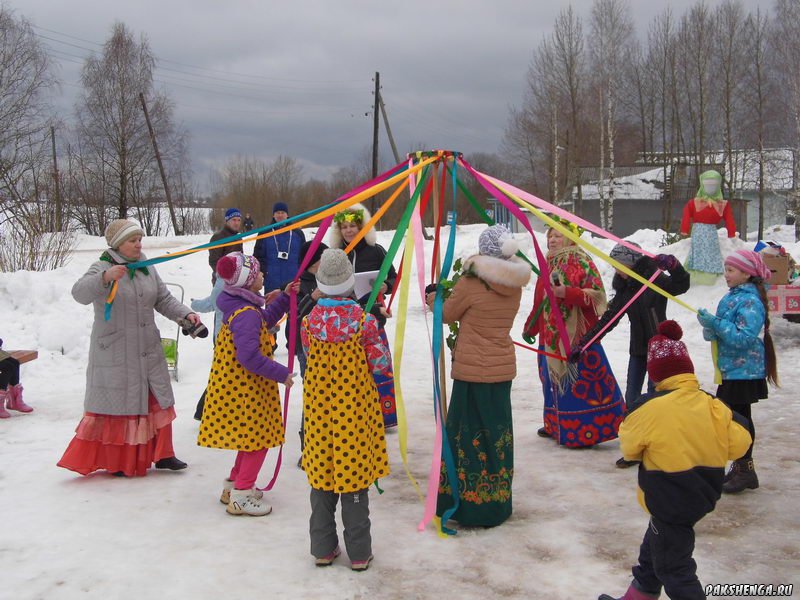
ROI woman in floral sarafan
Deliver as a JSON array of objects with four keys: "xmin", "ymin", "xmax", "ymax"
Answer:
[
  {"xmin": 523, "ymin": 219, "xmax": 625, "ymax": 448},
  {"xmin": 429, "ymin": 225, "xmax": 530, "ymax": 528}
]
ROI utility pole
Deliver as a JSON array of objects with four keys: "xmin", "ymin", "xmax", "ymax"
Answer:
[
  {"xmin": 139, "ymin": 92, "xmax": 181, "ymax": 235},
  {"xmin": 378, "ymin": 93, "xmax": 400, "ymax": 164},
  {"xmin": 50, "ymin": 126, "xmax": 63, "ymax": 232},
  {"xmin": 371, "ymin": 71, "xmax": 380, "ymax": 216}
]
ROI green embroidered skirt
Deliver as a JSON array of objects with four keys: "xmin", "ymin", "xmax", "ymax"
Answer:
[{"xmin": 436, "ymin": 379, "xmax": 513, "ymax": 528}]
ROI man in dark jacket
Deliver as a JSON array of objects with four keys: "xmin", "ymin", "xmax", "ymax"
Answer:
[
  {"xmin": 243, "ymin": 213, "xmax": 255, "ymax": 232},
  {"xmin": 208, "ymin": 208, "xmax": 244, "ymax": 283},
  {"xmin": 571, "ymin": 243, "xmax": 690, "ymax": 467},
  {"xmin": 254, "ymin": 202, "xmax": 306, "ymax": 293}
]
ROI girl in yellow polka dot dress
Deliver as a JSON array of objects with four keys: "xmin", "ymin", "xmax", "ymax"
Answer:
[
  {"xmin": 300, "ymin": 249, "xmax": 390, "ymax": 571},
  {"xmin": 198, "ymin": 252, "xmax": 298, "ymax": 517}
]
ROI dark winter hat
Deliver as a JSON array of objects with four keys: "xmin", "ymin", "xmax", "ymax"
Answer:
[
  {"xmin": 647, "ymin": 320, "xmax": 695, "ymax": 382},
  {"xmin": 273, "ymin": 202, "xmax": 289, "ymax": 214},
  {"xmin": 609, "ymin": 242, "xmax": 643, "ymax": 268},
  {"xmin": 217, "ymin": 252, "xmax": 260, "ymax": 289},
  {"xmin": 105, "ymin": 219, "xmax": 145, "ymax": 249},
  {"xmin": 299, "ymin": 241, "xmax": 328, "ymax": 267},
  {"xmin": 225, "ymin": 208, "xmax": 242, "ymax": 222},
  {"xmin": 315, "ymin": 249, "xmax": 355, "ymax": 296}
]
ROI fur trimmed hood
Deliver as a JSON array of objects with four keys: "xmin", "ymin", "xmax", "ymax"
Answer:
[
  {"xmin": 463, "ymin": 254, "xmax": 531, "ymax": 294},
  {"xmin": 327, "ymin": 203, "xmax": 377, "ymax": 249}
]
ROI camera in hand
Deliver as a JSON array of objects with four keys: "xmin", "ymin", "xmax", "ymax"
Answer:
[{"xmin": 178, "ymin": 318, "xmax": 209, "ymax": 339}]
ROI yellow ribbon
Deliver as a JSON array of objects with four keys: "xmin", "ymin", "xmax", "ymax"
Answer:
[
  {"xmin": 492, "ymin": 181, "xmax": 698, "ymax": 314},
  {"xmin": 155, "ymin": 156, "xmax": 438, "ymax": 261},
  {"xmin": 393, "ymin": 214, "xmax": 424, "ymax": 501}
]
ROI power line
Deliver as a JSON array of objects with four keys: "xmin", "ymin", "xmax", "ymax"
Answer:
[{"xmin": 31, "ymin": 24, "xmax": 366, "ymax": 86}]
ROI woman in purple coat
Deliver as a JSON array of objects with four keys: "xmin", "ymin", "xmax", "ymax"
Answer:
[{"xmin": 198, "ymin": 252, "xmax": 298, "ymax": 517}]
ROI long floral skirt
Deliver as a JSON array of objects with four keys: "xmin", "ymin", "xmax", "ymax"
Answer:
[
  {"xmin": 373, "ymin": 329, "xmax": 397, "ymax": 429},
  {"xmin": 686, "ymin": 222, "xmax": 724, "ymax": 278},
  {"xmin": 436, "ymin": 380, "xmax": 513, "ymax": 528},
  {"xmin": 57, "ymin": 392, "xmax": 176, "ymax": 477},
  {"xmin": 538, "ymin": 343, "xmax": 625, "ymax": 448}
]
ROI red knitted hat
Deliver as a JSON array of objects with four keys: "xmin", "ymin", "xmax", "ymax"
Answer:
[
  {"xmin": 647, "ymin": 320, "xmax": 694, "ymax": 382},
  {"xmin": 216, "ymin": 252, "xmax": 260, "ymax": 288}
]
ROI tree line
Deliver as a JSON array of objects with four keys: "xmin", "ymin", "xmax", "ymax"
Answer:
[{"xmin": 502, "ymin": 0, "xmax": 800, "ymax": 239}]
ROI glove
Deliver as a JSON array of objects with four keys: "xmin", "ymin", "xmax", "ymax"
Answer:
[
  {"xmin": 522, "ymin": 332, "xmax": 536, "ymax": 345},
  {"xmin": 567, "ymin": 345, "xmax": 583, "ymax": 364},
  {"xmin": 655, "ymin": 254, "xmax": 679, "ymax": 272},
  {"xmin": 697, "ymin": 308, "xmax": 715, "ymax": 328}
]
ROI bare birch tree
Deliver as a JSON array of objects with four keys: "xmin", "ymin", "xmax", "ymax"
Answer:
[
  {"xmin": 772, "ymin": 0, "xmax": 800, "ymax": 240},
  {"xmin": 589, "ymin": 0, "xmax": 634, "ymax": 231}
]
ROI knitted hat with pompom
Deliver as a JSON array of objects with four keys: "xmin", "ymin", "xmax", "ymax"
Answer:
[
  {"xmin": 478, "ymin": 224, "xmax": 518, "ymax": 260},
  {"xmin": 647, "ymin": 320, "xmax": 695, "ymax": 382},
  {"xmin": 216, "ymin": 252, "xmax": 260, "ymax": 289}
]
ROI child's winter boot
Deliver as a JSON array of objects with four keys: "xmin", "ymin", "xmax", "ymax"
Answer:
[
  {"xmin": 220, "ymin": 479, "xmax": 263, "ymax": 505},
  {"xmin": 0, "ymin": 390, "xmax": 10, "ymax": 418},
  {"xmin": 722, "ymin": 458, "xmax": 759, "ymax": 493},
  {"xmin": 226, "ymin": 488, "xmax": 272, "ymax": 516},
  {"xmin": 7, "ymin": 384, "xmax": 33, "ymax": 413},
  {"xmin": 599, "ymin": 580, "xmax": 660, "ymax": 599}
]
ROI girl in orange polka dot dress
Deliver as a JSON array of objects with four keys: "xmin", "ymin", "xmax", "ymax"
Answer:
[
  {"xmin": 198, "ymin": 252, "xmax": 297, "ymax": 517},
  {"xmin": 300, "ymin": 249, "xmax": 390, "ymax": 571}
]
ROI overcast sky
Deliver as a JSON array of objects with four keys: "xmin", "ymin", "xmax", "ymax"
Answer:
[{"xmin": 7, "ymin": 0, "xmax": 774, "ymax": 191}]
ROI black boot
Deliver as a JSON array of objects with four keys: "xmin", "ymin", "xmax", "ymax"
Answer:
[
  {"xmin": 723, "ymin": 458, "xmax": 758, "ymax": 493},
  {"xmin": 537, "ymin": 427, "xmax": 551, "ymax": 438},
  {"xmin": 297, "ymin": 429, "xmax": 304, "ymax": 469},
  {"xmin": 193, "ymin": 389, "xmax": 206, "ymax": 421},
  {"xmin": 155, "ymin": 457, "xmax": 188, "ymax": 471},
  {"xmin": 615, "ymin": 456, "xmax": 641, "ymax": 468}
]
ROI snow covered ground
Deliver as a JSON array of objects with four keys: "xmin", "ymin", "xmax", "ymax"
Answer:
[{"xmin": 1, "ymin": 225, "xmax": 799, "ymax": 599}]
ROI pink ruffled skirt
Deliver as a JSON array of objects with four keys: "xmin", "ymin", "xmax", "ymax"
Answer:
[{"xmin": 58, "ymin": 392, "xmax": 176, "ymax": 477}]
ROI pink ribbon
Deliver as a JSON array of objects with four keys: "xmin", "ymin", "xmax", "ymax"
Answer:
[
  {"xmin": 258, "ymin": 216, "xmax": 334, "ymax": 492},
  {"xmin": 459, "ymin": 157, "xmax": 572, "ymax": 357}
]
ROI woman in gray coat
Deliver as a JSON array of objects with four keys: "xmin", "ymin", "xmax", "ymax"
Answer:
[{"xmin": 58, "ymin": 219, "xmax": 202, "ymax": 477}]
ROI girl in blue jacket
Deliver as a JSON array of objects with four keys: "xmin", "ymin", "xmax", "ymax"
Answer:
[{"xmin": 697, "ymin": 249, "xmax": 778, "ymax": 494}]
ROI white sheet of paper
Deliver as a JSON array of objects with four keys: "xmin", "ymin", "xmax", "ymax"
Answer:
[{"xmin": 354, "ymin": 270, "xmax": 380, "ymax": 299}]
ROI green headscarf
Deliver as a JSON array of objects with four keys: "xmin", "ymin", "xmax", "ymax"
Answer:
[{"xmin": 696, "ymin": 170, "xmax": 723, "ymax": 201}]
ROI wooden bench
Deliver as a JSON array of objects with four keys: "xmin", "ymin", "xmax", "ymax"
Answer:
[{"xmin": 9, "ymin": 350, "xmax": 38, "ymax": 364}]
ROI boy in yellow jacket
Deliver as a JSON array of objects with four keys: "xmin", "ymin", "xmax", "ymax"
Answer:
[{"xmin": 599, "ymin": 320, "xmax": 752, "ymax": 600}]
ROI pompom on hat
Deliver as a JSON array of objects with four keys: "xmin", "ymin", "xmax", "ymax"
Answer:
[
  {"xmin": 216, "ymin": 252, "xmax": 260, "ymax": 289},
  {"xmin": 315, "ymin": 249, "xmax": 355, "ymax": 296},
  {"xmin": 724, "ymin": 249, "xmax": 771, "ymax": 281},
  {"xmin": 105, "ymin": 219, "xmax": 144, "ymax": 249},
  {"xmin": 646, "ymin": 320, "xmax": 695, "ymax": 382},
  {"xmin": 478, "ymin": 224, "xmax": 518, "ymax": 260}
]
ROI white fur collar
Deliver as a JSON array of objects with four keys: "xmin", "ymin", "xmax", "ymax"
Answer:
[
  {"xmin": 463, "ymin": 254, "xmax": 531, "ymax": 289},
  {"xmin": 327, "ymin": 203, "xmax": 377, "ymax": 249}
]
